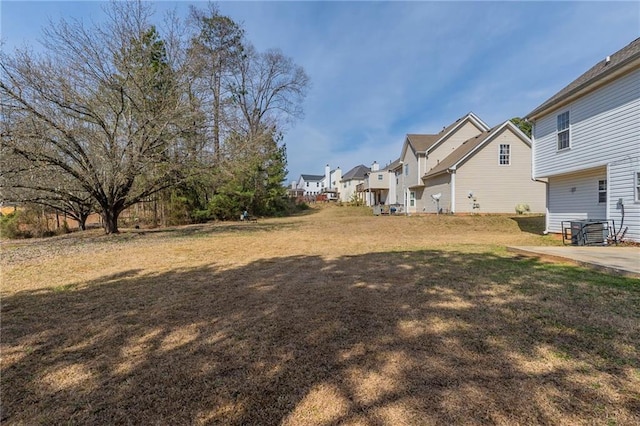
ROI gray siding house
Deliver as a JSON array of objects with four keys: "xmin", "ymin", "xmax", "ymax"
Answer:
[{"xmin": 526, "ymin": 38, "xmax": 640, "ymax": 242}]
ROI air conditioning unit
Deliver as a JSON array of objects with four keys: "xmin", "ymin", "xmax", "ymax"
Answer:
[{"xmin": 569, "ymin": 220, "xmax": 608, "ymax": 246}]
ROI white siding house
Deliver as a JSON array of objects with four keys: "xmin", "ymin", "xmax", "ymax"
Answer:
[
  {"xmin": 527, "ymin": 38, "xmax": 640, "ymax": 242},
  {"xmin": 296, "ymin": 174, "xmax": 324, "ymax": 197}
]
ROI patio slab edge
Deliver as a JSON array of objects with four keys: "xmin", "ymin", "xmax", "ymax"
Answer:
[{"xmin": 507, "ymin": 246, "xmax": 640, "ymax": 279}]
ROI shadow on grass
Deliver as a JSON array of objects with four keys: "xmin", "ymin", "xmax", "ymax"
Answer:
[
  {"xmin": 122, "ymin": 220, "xmax": 303, "ymax": 239},
  {"xmin": 510, "ymin": 215, "xmax": 546, "ymax": 235},
  {"xmin": 2, "ymin": 250, "xmax": 639, "ymax": 424}
]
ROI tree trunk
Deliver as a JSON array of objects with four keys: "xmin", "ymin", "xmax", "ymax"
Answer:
[
  {"xmin": 213, "ymin": 73, "xmax": 221, "ymax": 161},
  {"xmin": 101, "ymin": 208, "xmax": 120, "ymax": 234},
  {"xmin": 78, "ymin": 212, "xmax": 88, "ymax": 231}
]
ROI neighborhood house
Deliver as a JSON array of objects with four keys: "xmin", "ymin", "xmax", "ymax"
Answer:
[{"xmin": 526, "ymin": 37, "xmax": 640, "ymax": 242}]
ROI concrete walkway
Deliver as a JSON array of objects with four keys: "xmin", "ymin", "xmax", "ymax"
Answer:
[{"xmin": 507, "ymin": 246, "xmax": 640, "ymax": 278}]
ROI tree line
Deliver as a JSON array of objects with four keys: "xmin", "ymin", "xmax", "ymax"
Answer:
[{"xmin": 0, "ymin": 1, "xmax": 309, "ymax": 234}]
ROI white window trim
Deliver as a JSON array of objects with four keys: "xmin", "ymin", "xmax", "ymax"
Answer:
[
  {"xmin": 556, "ymin": 110, "xmax": 571, "ymax": 151},
  {"xmin": 598, "ymin": 179, "xmax": 607, "ymax": 204},
  {"xmin": 499, "ymin": 144, "xmax": 510, "ymax": 166},
  {"xmin": 635, "ymin": 171, "xmax": 640, "ymax": 203}
]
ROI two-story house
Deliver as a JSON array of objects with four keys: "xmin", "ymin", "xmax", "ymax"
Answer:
[
  {"xmin": 422, "ymin": 121, "xmax": 546, "ymax": 214},
  {"xmin": 295, "ymin": 174, "xmax": 325, "ymax": 197},
  {"xmin": 397, "ymin": 112, "xmax": 490, "ymax": 213},
  {"xmin": 526, "ymin": 38, "xmax": 640, "ymax": 242},
  {"xmin": 339, "ymin": 164, "xmax": 370, "ymax": 203},
  {"xmin": 361, "ymin": 160, "xmax": 401, "ymax": 207}
]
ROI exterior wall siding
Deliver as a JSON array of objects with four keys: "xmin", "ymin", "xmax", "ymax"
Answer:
[
  {"xmin": 399, "ymin": 146, "xmax": 421, "ymax": 210},
  {"xmin": 546, "ymin": 167, "xmax": 607, "ymax": 234},
  {"xmin": 455, "ymin": 128, "xmax": 546, "ymax": 213},
  {"xmin": 340, "ymin": 179, "xmax": 363, "ymax": 202},
  {"xmin": 533, "ymin": 68, "xmax": 640, "ymax": 178},
  {"xmin": 609, "ymin": 156, "xmax": 640, "ymax": 242},
  {"xmin": 393, "ymin": 169, "xmax": 403, "ymax": 205},
  {"xmin": 401, "ymin": 147, "xmax": 420, "ymax": 188},
  {"xmin": 423, "ymin": 174, "xmax": 451, "ymax": 213},
  {"xmin": 387, "ymin": 170, "xmax": 397, "ymax": 206},
  {"xmin": 426, "ymin": 121, "xmax": 485, "ymax": 172}
]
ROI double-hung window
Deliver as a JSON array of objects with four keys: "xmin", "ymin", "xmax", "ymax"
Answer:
[
  {"xmin": 499, "ymin": 144, "xmax": 510, "ymax": 165},
  {"xmin": 598, "ymin": 180, "xmax": 607, "ymax": 204},
  {"xmin": 557, "ymin": 111, "xmax": 570, "ymax": 150},
  {"xmin": 635, "ymin": 172, "xmax": 640, "ymax": 202}
]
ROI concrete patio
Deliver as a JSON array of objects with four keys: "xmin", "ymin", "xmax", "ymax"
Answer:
[{"xmin": 507, "ymin": 245, "xmax": 640, "ymax": 278}]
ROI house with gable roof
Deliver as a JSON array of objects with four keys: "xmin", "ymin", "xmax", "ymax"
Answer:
[
  {"xmin": 293, "ymin": 164, "xmax": 342, "ymax": 200},
  {"xmin": 339, "ymin": 164, "xmax": 370, "ymax": 203},
  {"xmin": 294, "ymin": 174, "xmax": 325, "ymax": 197},
  {"xmin": 397, "ymin": 112, "xmax": 490, "ymax": 213},
  {"xmin": 421, "ymin": 120, "xmax": 546, "ymax": 214},
  {"xmin": 526, "ymin": 38, "xmax": 640, "ymax": 242}
]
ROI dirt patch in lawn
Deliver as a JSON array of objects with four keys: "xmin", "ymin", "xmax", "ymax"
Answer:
[{"xmin": 1, "ymin": 206, "xmax": 638, "ymax": 425}]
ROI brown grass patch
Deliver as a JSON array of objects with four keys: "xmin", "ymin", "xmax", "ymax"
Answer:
[{"xmin": 1, "ymin": 206, "xmax": 638, "ymax": 424}]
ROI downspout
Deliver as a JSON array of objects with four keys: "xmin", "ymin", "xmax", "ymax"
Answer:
[
  {"xmin": 606, "ymin": 162, "xmax": 611, "ymax": 221},
  {"xmin": 450, "ymin": 169, "xmax": 456, "ymax": 213}
]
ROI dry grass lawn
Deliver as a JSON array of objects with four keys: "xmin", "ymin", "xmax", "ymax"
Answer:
[{"xmin": 1, "ymin": 205, "xmax": 639, "ymax": 425}]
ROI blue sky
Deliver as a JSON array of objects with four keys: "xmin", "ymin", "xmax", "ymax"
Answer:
[{"xmin": 2, "ymin": 1, "xmax": 639, "ymax": 182}]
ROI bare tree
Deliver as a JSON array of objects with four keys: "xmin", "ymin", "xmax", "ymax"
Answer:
[
  {"xmin": 188, "ymin": 3, "xmax": 244, "ymax": 160},
  {"xmin": 0, "ymin": 150, "xmax": 95, "ymax": 230},
  {"xmin": 231, "ymin": 45, "xmax": 310, "ymax": 140},
  {"xmin": 0, "ymin": 1, "xmax": 194, "ymax": 234}
]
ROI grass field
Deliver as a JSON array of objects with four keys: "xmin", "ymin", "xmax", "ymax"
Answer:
[{"xmin": 2, "ymin": 206, "xmax": 639, "ymax": 425}]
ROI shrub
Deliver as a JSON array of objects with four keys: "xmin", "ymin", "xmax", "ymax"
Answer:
[
  {"xmin": 515, "ymin": 203, "xmax": 531, "ymax": 215},
  {"xmin": 0, "ymin": 212, "xmax": 29, "ymax": 239},
  {"xmin": 191, "ymin": 209, "xmax": 214, "ymax": 223}
]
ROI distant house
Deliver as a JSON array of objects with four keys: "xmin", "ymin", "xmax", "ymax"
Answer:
[
  {"xmin": 526, "ymin": 38, "xmax": 640, "ymax": 241},
  {"xmin": 361, "ymin": 160, "xmax": 400, "ymax": 206},
  {"xmin": 339, "ymin": 164, "xmax": 370, "ymax": 203},
  {"xmin": 422, "ymin": 121, "xmax": 545, "ymax": 214},
  {"xmin": 295, "ymin": 174, "xmax": 324, "ymax": 197},
  {"xmin": 292, "ymin": 164, "xmax": 342, "ymax": 200},
  {"xmin": 320, "ymin": 164, "xmax": 341, "ymax": 201},
  {"xmin": 397, "ymin": 112, "xmax": 490, "ymax": 213}
]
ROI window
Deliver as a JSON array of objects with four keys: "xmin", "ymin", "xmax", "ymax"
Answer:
[
  {"xmin": 410, "ymin": 191, "xmax": 415, "ymax": 207},
  {"xmin": 499, "ymin": 144, "xmax": 510, "ymax": 165},
  {"xmin": 557, "ymin": 111, "xmax": 570, "ymax": 150},
  {"xmin": 306, "ymin": 182, "xmax": 309, "ymax": 187},
  {"xmin": 404, "ymin": 164, "xmax": 409, "ymax": 176},
  {"xmin": 377, "ymin": 174, "xmax": 383, "ymax": 180},
  {"xmin": 636, "ymin": 172, "xmax": 640, "ymax": 202},
  {"xmin": 598, "ymin": 179, "xmax": 607, "ymax": 203}
]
